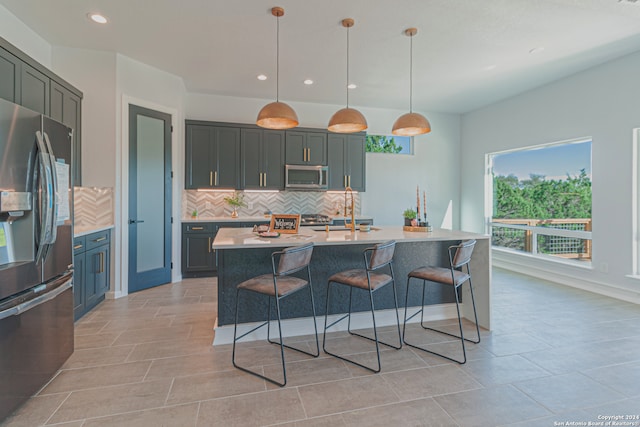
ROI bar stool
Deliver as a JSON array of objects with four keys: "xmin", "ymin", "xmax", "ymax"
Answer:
[
  {"xmin": 403, "ymin": 239, "xmax": 480, "ymax": 364},
  {"xmin": 323, "ymin": 240, "xmax": 402, "ymax": 373},
  {"xmin": 232, "ymin": 242, "xmax": 318, "ymax": 386}
]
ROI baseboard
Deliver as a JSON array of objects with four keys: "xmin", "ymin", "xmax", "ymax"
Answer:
[
  {"xmin": 212, "ymin": 303, "xmax": 459, "ymax": 345},
  {"xmin": 494, "ymin": 253, "xmax": 640, "ymax": 304}
]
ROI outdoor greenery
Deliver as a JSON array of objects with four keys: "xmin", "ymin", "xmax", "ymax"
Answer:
[
  {"xmin": 493, "ymin": 169, "xmax": 592, "ymax": 219},
  {"xmin": 493, "ymin": 170, "xmax": 592, "ymax": 256},
  {"xmin": 366, "ymin": 135, "xmax": 403, "ymax": 153}
]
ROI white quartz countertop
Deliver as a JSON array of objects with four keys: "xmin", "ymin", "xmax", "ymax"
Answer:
[
  {"xmin": 74, "ymin": 224, "xmax": 114, "ymax": 237},
  {"xmin": 212, "ymin": 226, "xmax": 489, "ymax": 249},
  {"xmin": 183, "ymin": 215, "xmax": 374, "ymax": 223},
  {"xmin": 182, "ymin": 216, "xmax": 271, "ymax": 223}
]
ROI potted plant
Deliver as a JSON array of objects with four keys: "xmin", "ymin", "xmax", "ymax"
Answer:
[
  {"xmin": 403, "ymin": 208, "xmax": 417, "ymax": 226},
  {"xmin": 224, "ymin": 191, "xmax": 247, "ymax": 218},
  {"xmin": 191, "ymin": 209, "xmax": 198, "ymax": 219}
]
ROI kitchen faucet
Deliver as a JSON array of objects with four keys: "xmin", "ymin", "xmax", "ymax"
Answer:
[{"xmin": 343, "ymin": 186, "xmax": 355, "ymax": 232}]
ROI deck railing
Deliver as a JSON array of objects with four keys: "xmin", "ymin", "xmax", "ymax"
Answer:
[{"xmin": 491, "ymin": 218, "xmax": 592, "ymax": 261}]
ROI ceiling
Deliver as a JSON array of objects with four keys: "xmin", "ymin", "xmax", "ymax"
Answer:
[{"xmin": 3, "ymin": 0, "xmax": 640, "ymax": 114}]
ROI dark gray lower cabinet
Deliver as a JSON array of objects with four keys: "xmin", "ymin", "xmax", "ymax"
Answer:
[
  {"xmin": 182, "ymin": 223, "xmax": 218, "ymax": 278},
  {"xmin": 182, "ymin": 221, "xmax": 269, "ymax": 277},
  {"xmin": 73, "ymin": 230, "xmax": 111, "ymax": 320}
]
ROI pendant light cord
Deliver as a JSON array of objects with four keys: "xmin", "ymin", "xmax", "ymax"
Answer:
[
  {"xmin": 409, "ymin": 33, "xmax": 413, "ymax": 113},
  {"xmin": 276, "ymin": 14, "xmax": 280, "ymax": 103},
  {"xmin": 346, "ymin": 24, "xmax": 350, "ymax": 108}
]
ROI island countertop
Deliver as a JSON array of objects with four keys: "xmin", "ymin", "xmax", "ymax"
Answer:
[{"xmin": 212, "ymin": 226, "xmax": 489, "ymax": 250}]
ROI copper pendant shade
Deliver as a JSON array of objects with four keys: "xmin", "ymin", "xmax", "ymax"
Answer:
[
  {"xmin": 257, "ymin": 7, "xmax": 299, "ymax": 130},
  {"xmin": 327, "ymin": 18, "xmax": 367, "ymax": 133},
  {"xmin": 392, "ymin": 28, "xmax": 431, "ymax": 136}
]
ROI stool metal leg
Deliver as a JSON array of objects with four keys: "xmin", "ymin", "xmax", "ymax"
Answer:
[
  {"xmin": 234, "ymin": 285, "xmax": 319, "ymax": 387},
  {"xmin": 323, "ymin": 276, "xmax": 402, "ymax": 373},
  {"xmin": 403, "ymin": 277, "xmax": 481, "ymax": 365}
]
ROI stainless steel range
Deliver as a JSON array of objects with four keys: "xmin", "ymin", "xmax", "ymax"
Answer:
[{"xmin": 300, "ymin": 214, "xmax": 332, "ymax": 226}]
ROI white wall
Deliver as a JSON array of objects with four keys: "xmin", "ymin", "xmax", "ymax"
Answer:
[
  {"xmin": 0, "ymin": 4, "xmax": 51, "ymax": 67},
  {"xmin": 186, "ymin": 93, "xmax": 462, "ymax": 227},
  {"xmin": 52, "ymin": 47, "xmax": 117, "ymax": 188},
  {"xmin": 461, "ymin": 51, "xmax": 640, "ymax": 301}
]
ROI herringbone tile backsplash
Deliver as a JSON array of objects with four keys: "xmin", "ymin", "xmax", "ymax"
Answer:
[
  {"xmin": 183, "ymin": 190, "xmax": 360, "ymax": 218},
  {"xmin": 74, "ymin": 187, "xmax": 114, "ymax": 227}
]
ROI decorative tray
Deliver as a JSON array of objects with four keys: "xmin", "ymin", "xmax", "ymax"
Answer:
[
  {"xmin": 403, "ymin": 225, "xmax": 433, "ymax": 232},
  {"xmin": 258, "ymin": 231, "xmax": 280, "ymax": 238}
]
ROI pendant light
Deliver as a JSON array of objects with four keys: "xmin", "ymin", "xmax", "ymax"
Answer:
[
  {"xmin": 392, "ymin": 28, "xmax": 431, "ymax": 136},
  {"xmin": 257, "ymin": 7, "xmax": 299, "ymax": 130},
  {"xmin": 327, "ymin": 18, "xmax": 367, "ymax": 133}
]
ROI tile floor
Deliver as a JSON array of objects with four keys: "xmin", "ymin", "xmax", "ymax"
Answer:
[{"xmin": 2, "ymin": 268, "xmax": 640, "ymax": 426}]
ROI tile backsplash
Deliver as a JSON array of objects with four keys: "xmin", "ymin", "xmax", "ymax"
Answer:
[
  {"xmin": 74, "ymin": 187, "xmax": 114, "ymax": 227},
  {"xmin": 183, "ymin": 190, "xmax": 361, "ymax": 218}
]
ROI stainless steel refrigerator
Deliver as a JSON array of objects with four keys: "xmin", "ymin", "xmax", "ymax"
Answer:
[{"xmin": 0, "ymin": 97, "xmax": 74, "ymax": 421}]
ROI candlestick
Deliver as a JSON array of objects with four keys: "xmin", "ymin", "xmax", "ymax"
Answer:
[{"xmin": 416, "ymin": 186, "xmax": 420, "ymax": 219}]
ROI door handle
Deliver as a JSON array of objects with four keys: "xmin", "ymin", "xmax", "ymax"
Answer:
[{"xmin": 128, "ymin": 219, "xmax": 145, "ymax": 224}]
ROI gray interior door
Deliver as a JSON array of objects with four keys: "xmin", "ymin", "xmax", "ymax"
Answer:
[{"xmin": 128, "ymin": 104, "xmax": 172, "ymax": 293}]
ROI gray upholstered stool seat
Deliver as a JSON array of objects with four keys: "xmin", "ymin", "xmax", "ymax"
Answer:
[
  {"xmin": 403, "ymin": 239, "xmax": 480, "ymax": 364},
  {"xmin": 323, "ymin": 240, "xmax": 402, "ymax": 373},
  {"xmin": 408, "ymin": 266, "xmax": 470, "ymax": 286},
  {"xmin": 238, "ymin": 275, "xmax": 309, "ymax": 297},
  {"xmin": 233, "ymin": 242, "xmax": 318, "ymax": 386},
  {"xmin": 328, "ymin": 270, "xmax": 392, "ymax": 290}
]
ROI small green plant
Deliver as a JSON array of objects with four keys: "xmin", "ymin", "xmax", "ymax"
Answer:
[
  {"xmin": 224, "ymin": 191, "xmax": 247, "ymax": 208},
  {"xmin": 403, "ymin": 208, "xmax": 417, "ymax": 219},
  {"xmin": 191, "ymin": 209, "xmax": 198, "ymax": 217}
]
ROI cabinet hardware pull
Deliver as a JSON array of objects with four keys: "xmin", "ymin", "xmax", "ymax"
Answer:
[
  {"xmin": 191, "ymin": 226, "xmax": 204, "ymax": 230},
  {"xmin": 209, "ymin": 171, "xmax": 213, "ymax": 186},
  {"xmin": 263, "ymin": 172, "xmax": 267, "ymax": 187},
  {"xmin": 74, "ymin": 244, "xmax": 83, "ymax": 250},
  {"xmin": 343, "ymin": 175, "xmax": 347, "ymax": 188},
  {"xmin": 98, "ymin": 252, "xmax": 104, "ymax": 274},
  {"xmin": 208, "ymin": 237, "xmax": 212, "ymax": 253},
  {"xmin": 348, "ymin": 175, "xmax": 351, "ymax": 187},
  {"xmin": 307, "ymin": 148, "xmax": 310, "ymax": 162},
  {"xmin": 214, "ymin": 170, "xmax": 218, "ymax": 186},
  {"xmin": 93, "ymin": 237, "xmax": 106, "ymax": 242}
]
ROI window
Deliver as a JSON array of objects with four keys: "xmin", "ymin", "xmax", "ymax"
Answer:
[
  {"xmin": 488, "ymin": 139, "xmax": 592, "ymax": 264},
  {"xmin": 366, "ymin": 135, "xmax": 412, "ymax": 154}
]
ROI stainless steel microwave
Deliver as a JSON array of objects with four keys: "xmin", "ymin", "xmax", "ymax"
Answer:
[{"xmin": 285, "ymin": 165, "xmax": 328, "ymax": 190}]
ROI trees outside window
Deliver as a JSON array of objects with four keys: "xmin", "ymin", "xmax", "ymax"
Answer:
[{"xmin": 490, "ymin": 140, "xmax": 592, "ymax": 263}]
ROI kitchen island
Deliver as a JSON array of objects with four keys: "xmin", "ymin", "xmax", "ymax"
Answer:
[{"xmin": 212, "ymin": 226, "xmax": 490, "ymax": 344}]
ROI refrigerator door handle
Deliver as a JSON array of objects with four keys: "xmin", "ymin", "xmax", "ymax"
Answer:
[
  {"xmin": 35, "ymin": 131, "xmax": 55, "ymax": 264},
  {"xmin": 42, "ymin": 132, "xmax": 58, "ymax": 243},
  {"xmin": 0, "ymin": 278, "xmax": 72, "ymax": 321}
]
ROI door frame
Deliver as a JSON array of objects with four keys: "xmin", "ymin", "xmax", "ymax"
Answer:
[
  {"xmin": 128, "ymin": 104, "xmax": 172, "ymax": 293},
  {"xmin": 114, "ymin": 95, "xmax": 181, "ymax": 298}
]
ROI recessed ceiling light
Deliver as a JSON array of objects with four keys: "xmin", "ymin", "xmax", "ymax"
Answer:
[
  {"xmin": 303, "ymin": 79, "xmax": 313, "ymax": 85},
  {"xmin": 257, "ymin": 74, "xmax": 267, "ymax": 81},
  {"xmin": 529, "ymin": 47, "xmax": 545, "ymax": 54},
  {"xmin": 347, "ymin": 83, "xmax": 357, "ymax": 89},
  {"xmin": 88, "ymin": 13, "xmax": 108, "ymax": 24}
]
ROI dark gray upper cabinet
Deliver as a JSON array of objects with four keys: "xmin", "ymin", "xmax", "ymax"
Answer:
[
  {"xmin": 51, "ymin": 81, "xmax": 82, "ymax": 186},
  {"xmin": 285, "ymin": 130, "xmax": 327, "ymax": 165},
  {"xmin": 0, "ymin": 48, "xmax": 20, "ymax": 103},
  {"xmin": 1, "ymin": 38, "xmax": 83, "ymax": 184},
  {"xmin": 20, "ymin": 63, "xmax": 49, "ymax": 115},
  {"xmin": 241, "ymin": 128, "xmax": 285, "ymax": 190},
  {"xmin": 185, "ymin": 122, "xmax": 240, "ymax": 189},
  {"xmin": 328, "ymin": 134, "xmax": 366, "ymax": 192}
]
